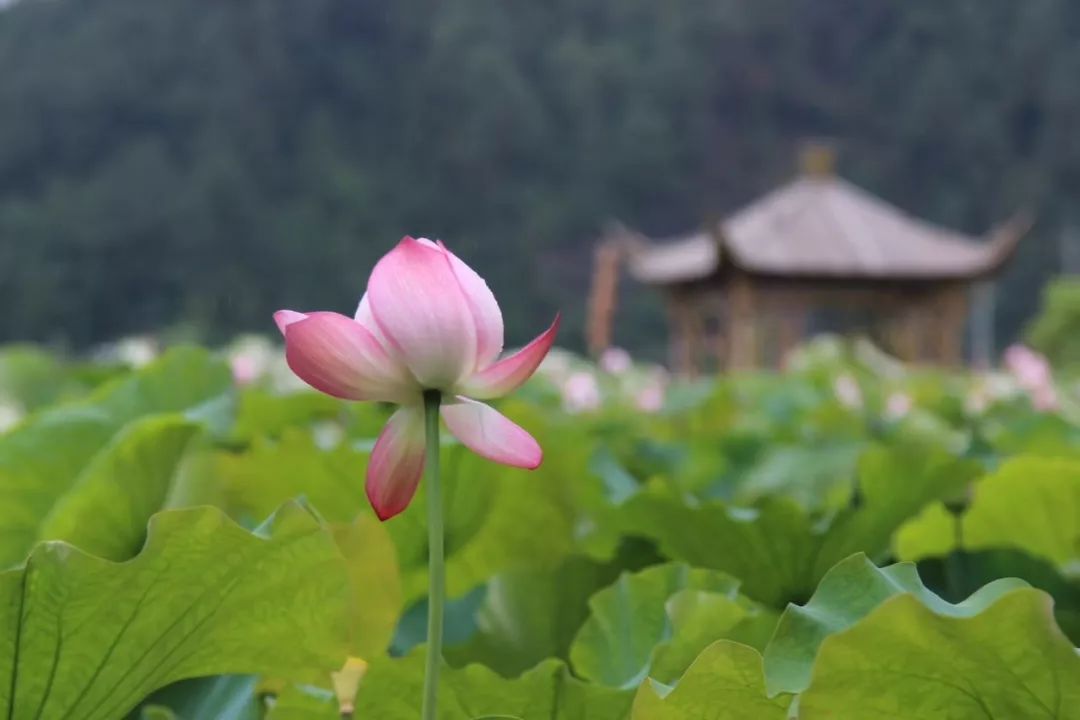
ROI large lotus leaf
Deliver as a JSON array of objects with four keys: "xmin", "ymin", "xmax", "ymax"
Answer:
[
  {"xmin": 332, "ymin": 514, "xmax": 403, "ymax": 658},
  {"xmin": 264, "ymin": 684, "xmax": 337, "ymax": 719},
  {"xmin": 895, "ymin": 457, "xmax": 1080, "ymax": 571},
  {"xmin": 799, "ymin": 588, "xmax": 1080, "ymax": 718},
  {"xmin": 0, "ymin": 502, "xmax": 348, "ymax": 720},
  {"xmin": 353, "ymin": 650, "xmax": 632, "ymax": 720},
  {"xmin": 0, "ymin": 414, "xmax": 199, "ymax": 566},
  {"xmin": 216, "ymin": 429, "xmax": 371, "ymax": 526},
  {"xmin": 219, "ymin": 427, "xmax": 577, "ymax": 604},
  {"xmin": 38, "ymin": 415, "xmax": 199, "ymax": 560},
  {"xmin": 631, "ymin": 641, "xmax": 791, "ymax": 720},
  {"xmin": 734, "ymin": 442, "xmax": 863, "ymax": 511},
  {"xmin": 0, "ymin": 348, "xmax": 234, "ymax": 567},
  {"xmin": 893, "ymin": 501, "xmax": 957, "ymax": 562},
  {"xmin": 446, "ymin": 555, "xmax": 625, "ymax": 677},
  {"xmin": 648, "ymin": 589, "xmax": 777, "ymax": 685},
  {"xmin": 916, "ymin": 549, "xmax": 1080, "ymax": 643},
  {"xmin": 963, "ymin": 456, "xmax": 1080, "ymax": 569},
  {"xmin": 0, "ymin": 345, "xmax": 85, "ymax": 411},
  {"xmin": 389, "ymin": 443, "xmax": 577, "ymax": 603},
  {"xmin": 809, "ymin": 445, "xmax": 979, "ymax": 576},
  {"xmin": 603, "ymin": 490, "xmax": 820, "ymax": 606},
  {"xmin": 231, "ymin": 388, "xmax": 343, "ymax": 442},
  {"xmin": 570, "ymin": 562, "xmax": 769, "ymax": 689},
  {"xmin": 763, "ymin": 553, "xmax": 1025, "ymax": 696},
  {"xmin": 605, "ymin": 446, "xmax": 977, "ymax": 608},
  {"xmin": 87, "ymin": 346, "xmax": 235, "ymax": 432},
  {"xmin": 136, "ymin": 675, "xmax": 261, "ymax": 720}
]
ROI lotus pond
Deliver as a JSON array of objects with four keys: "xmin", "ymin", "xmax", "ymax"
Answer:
[{"xmin": 0, "ymin": 337, "xmax": 1078, "ymax": 719}]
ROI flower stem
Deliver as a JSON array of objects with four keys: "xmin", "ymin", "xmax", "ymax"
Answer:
[{"xmin": 421, "ymin": 389, "xmax": 443, "ymax": 720}]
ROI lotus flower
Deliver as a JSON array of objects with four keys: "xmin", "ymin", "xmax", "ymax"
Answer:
[
  {"xmin": 833, "ymin": 374, "xmax": 863, "ymax": 409},
  {"xmin": 599, "ymin": 346, "xmax": 633, "ymax": 374},
  {"xmin": 275, "ymin": 237, "xmax": 559, "ymax": 520},
  {"xmin": 635, "ymin": 383, "xmax": 665, "ymax": 413},
  {"xmin": 1003, "ymin": 344, "xmax": 1059, "ymax": 412},
  {"xmin": 884, "ymin": 392, "xmax": 912, "ymax": 420},
  {"xmin": 562, "ymin": 371, "xmax": 601, "ymax": 413}
]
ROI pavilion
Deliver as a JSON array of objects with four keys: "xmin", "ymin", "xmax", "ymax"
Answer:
[{"xmin": 586, "ymin": 148, "xmax": 1031, "ymax": 374}]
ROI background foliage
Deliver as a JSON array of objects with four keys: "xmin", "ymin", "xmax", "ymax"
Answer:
[{"xmin": 2, "ymin": 0, "xmax": 1080, "ymax": 353}]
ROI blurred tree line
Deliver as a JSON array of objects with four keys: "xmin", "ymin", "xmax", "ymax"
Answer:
[{"xmin": 1, "ymin": 0, "xmax": 1079, "ymax": 357}]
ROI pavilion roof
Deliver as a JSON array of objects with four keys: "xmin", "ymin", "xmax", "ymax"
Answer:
[{"xmin": 625, "ymin": 175, "xmax": 1029, "ymax": 285}]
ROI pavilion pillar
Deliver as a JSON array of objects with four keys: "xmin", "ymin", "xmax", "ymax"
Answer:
[
  {"xmin": 586, "ymin": 241, "xmax": 622, "ymax": 356},
  {"xmin": 775, "ymin": 289, "xmax": 806, "ymax": 368},
  {"xmin": 891, "ymin": 299, "xmax": 925, "ymax": 364},
  {"xmin": 970, "ymin": 281, "xmax": 995, "ymax": 369},
  {"xmin": 667, "ymin": 290, "xmax": 704, "ymax": 377},
  {"xmin": 938, "ymin": 285, "xmax": 969, "ymax": 366},
  {"xmin": 727, "ymin": 273, "xmax": 759, "ymax": 370}
]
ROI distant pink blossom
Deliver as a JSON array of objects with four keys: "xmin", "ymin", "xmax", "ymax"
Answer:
[
  {"xmin": 885, "ymin": 392, "xmax": 912, "ymax": 420},
  {"xmin": 562, "ymin": 371, "xmax": 601, "ymax": 413},
  {"xmin": 1003, "ymin": 344, "xmax": 1052, "ymax": 390},
  {"xmin": 1031, "ymin": 384, "xmax": 1059, "ymax": 412},
  {"xmin": 275, "ymin": 236, "xmax": 559, "ymax": 520},
  {"xmin": 635, "ymin": 383, "xmax": 665, "ymax": 413},
  {"xmin": 230, "ymin": 354, "xmax": 260, "ymax": 386},
  {"xmin": 833, "ymin": 374, "xmax": 862, "ymax": 409},
  {"xmin": 1003, "ymin": 344, "xmax": 1058, "ymax": 412},
  {"xmin": 600, "ymin": 346, "xmax": 633, "ymax": 374}
]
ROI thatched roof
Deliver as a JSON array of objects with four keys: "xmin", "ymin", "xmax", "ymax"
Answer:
[{"xmin": 623, "ymin": 175, "xmax": 1029, "ymax": 285}]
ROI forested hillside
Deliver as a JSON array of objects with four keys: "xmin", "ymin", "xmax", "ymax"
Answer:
[{"xmin": 1, "ymin": 0, "xmax": 1078, "ymax": 354}]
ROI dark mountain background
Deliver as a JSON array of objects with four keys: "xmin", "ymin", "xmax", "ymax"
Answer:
[{"xmin": 1, "ymin": 0, "xmax": 1078, "ymax": 358}]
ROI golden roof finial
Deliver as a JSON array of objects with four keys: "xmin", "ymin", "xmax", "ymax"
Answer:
[{"xmin": 799, "ymin": 139, "xmax": 837, "ymax": 177}]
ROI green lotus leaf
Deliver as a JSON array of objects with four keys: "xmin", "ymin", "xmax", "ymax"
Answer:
[
  {"xmin": 631, "ymin": 641, "xmax": 791, "ymax": 719},
  {"xmin": 37, "ymin": 414, "xmax": 200, "ymax": 560},
  {"xmin": 799, "ymin": 588, "xmax": 1080, "ymax": 718},
  {"xmin": 354, "ymin": 650, "xmax": 632, "ymax": 719},
  {"xmin": 896, "ymin": 457, "xmax": 1080, "ymax": 571},
  {"xmin": 218, "ymin": 427, "xmax": 577, "ymax": 605},
  {"xmin": 446, "ymin": 554, "xmax": 625, "ymax": 677},
  {"xmin": 332, "ymin": 514, "xmax": 403, "ymax": 658},
  {"xmin": 1, "ymin": 414, "xmax": 200, "ymax": 566},
  {"xmin": 763, "ymin": 553, "xmax": 1025, "ymax": 696},
  {"xmin": 0, "ymin": 347, "xmax": 233, "ymax": 567},
  {"xmin": 963, "ymin": 456, "xmax": 1080, "ymax": 569},
  {"xmin": 0, "ymin": 502, "xmax": 348, "ymax": 720},
  {"xmin": 570, "ymin": 562, "xmax": 772, "ymax": 689},
  {"xmin": 608, "ymin": 446, "xmax": 979, "ymax": 607},
  {"xmin": 265, "ymin": 684, "xmax": 337, "ymax": 719},
  {"xmin": 894, "ymin": 501, "xmax": 957, "ymax": 562},
  {"xmin": 216, "ymin": 429, "xmax": 370, "ymax": 526},
  {"xmin": 389, "ymin": 443, "xmax": 577, "ymax": 603},
  {"xmin": 137, "ymin": 675, "xmax": 261, "ymax": 720}
]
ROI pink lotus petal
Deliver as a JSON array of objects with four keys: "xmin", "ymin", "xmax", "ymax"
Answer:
[
  {"xmin": 366, "ymin": 237, "xmax": 478, "ymax": 388},
  {"xmin": 274, "ymin": 310, "xmax": 308, "ymax": 335},
  {"xmin": 366, "ymin": 406, "xmax": 426, "ymax": 520},
  {"xmin": 441, "ymin": 397, "xmax": 542, "ymax": 469},
  {"xmin": 354, "ymin": 293, "xmax": 396, "ymax": 355},
  {"xmin": 282, "ymin": 311, "xmax": 413, "ymax": 402},
  {"xmin": 457, "ymin": 315, "xmax": 560, "ymax": 400},
  {"xmin": 438, "ymin": 240, "xmax": 504, "ymax": 370}
]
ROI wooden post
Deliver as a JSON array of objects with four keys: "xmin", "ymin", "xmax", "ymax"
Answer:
[
  {"xmin": 727, "ymin": 274, "xmax": 759, "ymax": 370},
  {"xmin": 892, "ymin": 300, "xmax": 923, "ymax": 364},
  {"xmin": 668, "ymin": 292, "xmax": 700, "ymax": 377},
  {"xmin": 970, "ymin": 281, "xmax": 995, "ymax": 369},
  {"xmin": 940, "ymin": 286, "xmax": 969, "ymax": 366},
  {"xmin": 777, "ymin": 291, "xmax": 806, "ymax": 369},
  {"xmin": 586, "ymin": 242, "xmax": 621, "ymax": 357}
]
